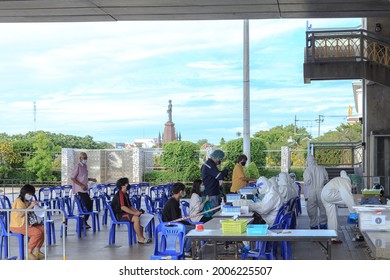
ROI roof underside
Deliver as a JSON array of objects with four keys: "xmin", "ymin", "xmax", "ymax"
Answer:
[{"xmin": 0, "ymin": 0, "xmax": 389, "ymax": 22}]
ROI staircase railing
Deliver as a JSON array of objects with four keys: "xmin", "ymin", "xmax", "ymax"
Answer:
[{"xmin": 306, "ymin": 27, "xmax": 390, "ymax": 67}]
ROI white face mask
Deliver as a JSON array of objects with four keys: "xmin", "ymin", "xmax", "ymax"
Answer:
[
  {"xmin": 200, "ymin": 185, "xmax": 205, "ymax": 192},
  {"xmin": 181, "ymin": 191, "xmax": 186, "ymax": 198},
  {"xmin": 82, "ymin": 159, "xmax": 88, "ymax": 165},
  {"xmin": 25, "ymin": 194, "xmax": 33, "ymax": 201}
]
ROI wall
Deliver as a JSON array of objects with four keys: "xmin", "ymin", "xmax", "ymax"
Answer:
[{"xmin": 61, "ymin": 148, "xmax": 155, "ymax": 185}]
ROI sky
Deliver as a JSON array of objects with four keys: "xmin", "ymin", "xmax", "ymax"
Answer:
[{"xmin": 0, "ymin": 18, "xmax": 362, "ymax": 144}]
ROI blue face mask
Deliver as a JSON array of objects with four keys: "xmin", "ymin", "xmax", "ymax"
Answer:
[
  {"xmin": 200, "ymin": 185, "xmax": 205, "ymax": 192},
  {"xmin": 182, "ymin": 191, "xmax": 186, "ymax": 198}
]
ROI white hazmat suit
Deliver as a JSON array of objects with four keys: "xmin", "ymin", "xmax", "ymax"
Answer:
[
  {"xmin": 278, "ymin": 172, "xmax": 298, "ymax": 203},
  {"xmin": 249, "ymin": 177, "xmax": 283, "ymax": 226},
  {"xmin": 321, "ymin": 171, "xmax": 356, "ymax": 232},
  {"xmin": 303, "ymin": 155, "xmax": 329, "ymax": 229}
]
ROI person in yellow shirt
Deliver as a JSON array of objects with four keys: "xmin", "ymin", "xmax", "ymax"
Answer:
[
  {"xmin": 230, "ymin": 154, "xmax": 256, "ymax": 193},
  {"xmin": 10, "ymin": 184, "xmax": 45, "ymax": 260}
]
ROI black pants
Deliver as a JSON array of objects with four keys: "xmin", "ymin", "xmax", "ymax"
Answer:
[{"xmin": 78, "ymin": 192, "xmax": 93, "ymax": 223}]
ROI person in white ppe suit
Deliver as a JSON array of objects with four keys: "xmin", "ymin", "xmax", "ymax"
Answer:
[
  {"xmin": 249, "ymin": 176, "xmax": 283, "ymax": 226},
  {"xmin": 303, "ymin": 155, "xmax": 329, "ymax": 229},
  {"xmin": 289, "ymin": 172, "xmax": 300, "ymax": 196},
  {"xmin": 321, "ymin": 170, "xmax": 356, "ymax": 244},
  {"xmin": 278, "ymin": 172, "xmax": 298, "ymax": 203}
]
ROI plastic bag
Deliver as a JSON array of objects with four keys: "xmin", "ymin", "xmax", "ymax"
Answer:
[{"xmin": 201, "ymin": 197, "xmax": 213, "ymax": 218}]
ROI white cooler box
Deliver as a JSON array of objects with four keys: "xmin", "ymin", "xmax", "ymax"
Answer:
[{"xmin": 354, "ymin": 205, "xmax": 390, "ymax": 231}]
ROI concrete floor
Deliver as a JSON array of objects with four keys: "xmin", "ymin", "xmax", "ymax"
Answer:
[{"xmin": 4, "ymin": 198, "xmax": 373, "ymax": 260}]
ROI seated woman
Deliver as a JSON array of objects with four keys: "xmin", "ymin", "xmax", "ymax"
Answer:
[
  {"xmin": 10, "ymin": 184, "xmax": 45, "ymax": 260},
  {"xmin": 189, "ymin": 180, "xmax": 212, "ymax": 223}
]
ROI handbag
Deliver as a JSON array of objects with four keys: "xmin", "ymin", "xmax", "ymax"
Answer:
[{"xmin": 27, "ymin": 212, "xmax": 40, "ymax": 226}]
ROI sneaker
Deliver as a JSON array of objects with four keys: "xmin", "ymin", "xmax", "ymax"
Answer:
[
  {"xmin": 85, "ymin": 224, "xmax": 91, "ymax": 229},
  {"xmin": 184, "ymin": 251, "xmax": 192, "ymax": 258},
  {"xmin": 331, "ymin": 239, "xmax": 343, "ymax": 244}
]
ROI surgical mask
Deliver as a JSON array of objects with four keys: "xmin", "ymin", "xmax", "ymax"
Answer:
[
  {"xmin": 82, "ymin": 159, "xmax": 88, "ymax": 165},
  {"xmin": 25, "ymin": 194, "xmax": 33, "ymax": 201},
  {"xmin": 240, "ymin": 161, "xmax": 247, "ymax": 166},
  {"xmin": 181, "ymin": 191, "xmax": 186, "ymax": 198},
  {"xmin": 200, "ymin": 185, "xmax": 205, "ymax": 192}
]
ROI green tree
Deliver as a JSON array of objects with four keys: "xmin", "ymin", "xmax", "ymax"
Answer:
[
  {"xmin": 244, "ymin": 162, "xmax": 260, "ymax": 178},
  {"xmin": 315, "ymin": 123, "xmax": 362, "ymax": 142},
  {"xmin": 253, "ymin": 124, "xmax": 310, "ymax": 167},
  {"xmin": 0, "ymin": 141, "xmax": 23, "ymax": 178},
  {"xmin": 183, "ymin": 162, "xmax": 202, "ymax": 182},
  {"xmin": 222, "ymin": 138, "xmax": 267, "ymax": 169},
  {"xmin": 236, "ymin": 132, "xmax": 242, "ymax": 138},
  {"xmin": 24, "ymin": 132, "xmax": 61, "ymax": 182},
  {"xmin": 160, "ymin": 141, "xmax": 199, "ymax": 173},
  {"xmin": 220, "ymin": 137, "xmax": 226, "ymax": 146}
]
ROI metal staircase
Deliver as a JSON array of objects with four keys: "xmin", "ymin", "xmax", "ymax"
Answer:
[{"xmin": 304, "ymin": 27, "xmax": 390, "ymax": 87}]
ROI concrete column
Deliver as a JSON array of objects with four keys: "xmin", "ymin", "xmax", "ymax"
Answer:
[
  {"xmin": 364, "ymin": 17, "xmax": 390, "ymax": 193},
  {"xmin": 281, "ymin": 146, "xmax": 291, "ymax": 173}
]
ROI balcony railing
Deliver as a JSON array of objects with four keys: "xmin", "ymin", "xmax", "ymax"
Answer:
[{"xmin": 306, "ymin": 28, "xmax": 390, "ymax": 67}]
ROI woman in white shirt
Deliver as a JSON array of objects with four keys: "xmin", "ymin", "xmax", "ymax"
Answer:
[{"xmin": 189, "ymin": 180, "xmax": 212, "ymax": 223}]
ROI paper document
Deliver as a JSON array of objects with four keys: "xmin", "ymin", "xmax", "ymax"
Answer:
[{"xmin": 140, "ymin": 213, "xmax": 154, "ymax": 228}]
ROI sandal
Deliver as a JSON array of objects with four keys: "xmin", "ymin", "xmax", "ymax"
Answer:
[{"xmin": 138, "ymin": 238, "xmax": 152, "ymax": 244}]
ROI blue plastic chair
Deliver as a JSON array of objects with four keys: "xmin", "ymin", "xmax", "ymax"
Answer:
[
  {"xmin": 59, "ymin": 198, "xmax": 86, "ymax": 238},
  {"xmin": 150, "ymin": 222, "xmax": 186, "ymax": 260},
  {"xmin": 104, "ymin": 199, "xmax": 136, "ymax": 245},
  {"xmin": 88, "ymin": 184, "xmax": 102, "ymax": 212},
  {"xmin": 144, "ymin": 194, "xmax": 158, "ymax": 214},
  {"xmin": 274, "ymin": 211, "xmax": 294, "ymax": 260},
  {"xmin": 149, "ymin": 186, "xmax": 168, "ymax": 210},
  {"xmin": 106, "ymin": 183, "xmax": 118, "ymax": 201},
  {"xmin": 38, "ymin": 187, "xmax": 52, "ymax": 218},
  {"xmin": 180, "ymin": 200, "xmax": 203, "ymax": 225},
  {"xmin": 0, "ymin": 195, "xmax": 12, "ymax": 226},
  {"xmin": 164, "ymin": 183, "xmax": 173, "ymax": 199},
  {"xmin": 61, "ymin": 185, "xmax": 73, "ymax": 213},
  {"xmin": 0, "ymin": 216, "xmax": 24, "ymax": 260},
  {"xmin": 74, "ymin": 195, "xmax": 100, "ymax": 233},
  {"xmin": 50, "ymin": 186, "xmax": 63, "ymax": 213},
  {"xmin": 139, "ymin": 182, "xmax": 150, "ymax": 196}
]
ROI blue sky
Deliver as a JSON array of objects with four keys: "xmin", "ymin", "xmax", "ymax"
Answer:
[{"xmin": 0, "ymin": 18, "xmax": 361, "ymax": 144}]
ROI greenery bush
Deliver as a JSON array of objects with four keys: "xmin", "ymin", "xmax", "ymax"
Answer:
[
  {"xmin": 244, "ymin": 162, "xmax": 260, "ymax": 178},
  {"xmin": 160, "ymin": 141, "xmax": 199, "ymax": 173},
  {"xmin": 183, "ymin": 162, "xmax": 202, "ymax": 182}
]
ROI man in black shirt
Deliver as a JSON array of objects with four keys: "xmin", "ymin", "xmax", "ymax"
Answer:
[
  {"xmin": 162, "ymin": 182, "xmax": 194, "ymax": 255},
  {"xmin": 111, "ymin": 177, "xmax": 151, "ymax": 244}
]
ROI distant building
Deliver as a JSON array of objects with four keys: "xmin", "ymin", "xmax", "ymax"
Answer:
[{"xmin": 131, "ymin": 138, "xmax": 158, "ymax": 148}]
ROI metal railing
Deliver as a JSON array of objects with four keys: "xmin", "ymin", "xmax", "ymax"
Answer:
[
  {"xmin": 1, "ymin": 208, "xmax": 66, "ymax": 260},
  {"xmin": 306, "ymin": 28, "xmax": 390, "ymax": 67},
  {"xmin": 311, "ymin": 141, "xmax": 363, "ymax": 167}
]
